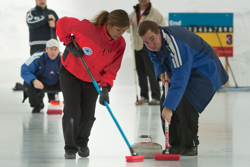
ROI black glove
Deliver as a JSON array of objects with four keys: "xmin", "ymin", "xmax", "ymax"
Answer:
[
  {"xmin": 65, "ymin": 42, "xmax": 83, "ymax": 57},
  {"xmin": 99, "ymin": 87, "xmax": 109, "ymax": 106}
]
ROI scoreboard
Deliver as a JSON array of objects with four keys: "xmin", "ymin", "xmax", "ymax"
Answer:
[{"xmin": 169, "ymin": 13, "xmax": 233, "ymax": 57}]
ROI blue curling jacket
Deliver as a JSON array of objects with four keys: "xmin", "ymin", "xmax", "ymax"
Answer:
[
  {"xmin": 148, "ymin": 26, "xmax": 228, "ymax": 113},
  {"xmin": 26, "ymin": 5, "xmax": 59, "ymax": 48},
  {"xmin": 21, "ymin": 50, "xmax": 61, "ymax": 86}
]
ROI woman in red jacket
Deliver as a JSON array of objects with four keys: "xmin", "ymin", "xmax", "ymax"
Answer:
[{"xmin": 56, "ymin": 9, "xmax": 129, "ymax": 159}]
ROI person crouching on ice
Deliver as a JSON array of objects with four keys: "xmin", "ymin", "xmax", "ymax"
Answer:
[{"xmin": 21, "ymin": 39, "xmax": 61, "ymax": 113}]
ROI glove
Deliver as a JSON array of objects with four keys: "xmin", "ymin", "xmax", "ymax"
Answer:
[
  {"xmin": 99, "ymin": 87, "xmax": 109, "ymax": 106},
  {"xmin": 65, "ymin": 42, "xmax": 83, "ymax": 57}
]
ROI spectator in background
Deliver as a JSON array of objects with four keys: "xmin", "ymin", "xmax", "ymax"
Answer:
[
  {"xmin": 127, "ymin": 0, "xmax": 166, "ymax": 105},
  {"xmin": 26, "ymin": 0, "xmax": 59, "ymax": 55},
  {"xmin": 26, "ymin": 0, "xmax": 59, "ymax": 101},
  {"xmin": 21, "ymin": 39, "xmax": 61, "ymax": 113}
]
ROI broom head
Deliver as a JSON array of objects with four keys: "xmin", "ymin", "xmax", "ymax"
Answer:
[
  {"xmin": 126, "ymin": 155, "xmax": 145, "ymax": 162},
  {"xmin": 154, "ymin": 154, "xmax": 180, "ymax": 161},
  {"xmin": 47, "ymin": 109, "xmax": 63, "ymax": 115}
]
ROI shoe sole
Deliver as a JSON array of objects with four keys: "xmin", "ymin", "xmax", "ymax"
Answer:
[
  {"xmin": 64, "ymin": 154, "xmax": 76, "ymax": 159},
  {"xmin": 181, "ymin": 151, "xmax": 198, "ymax": 156},
  {"xmin": 135, "ymin": 102, "xmax": 148, "ymax": 105},
  {"xmin": 148, "ymin": 103, "xmax": 160, "ymax": 105},
  {"xmin": 78, "ymin": 151, "xmax": 89, "ymax": 157},
  {"xmin": 181, "ymin": 153, "xmax": 198, "ymax": 156}
]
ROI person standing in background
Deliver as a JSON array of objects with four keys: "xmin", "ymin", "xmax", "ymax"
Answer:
[
  {"xmin": 25, "ymin": 0, "xmax": 59, "ymax": 101},
  {"xmin": 26, "ymin": 0, "xmax": 59, "ymax": 55},
  {"xmin": 127, "ymin": 0, "xmax": 166, "ymax": 105}
]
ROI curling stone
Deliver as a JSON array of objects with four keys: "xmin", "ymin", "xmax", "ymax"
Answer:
[{"xmin": 131, "ymin": 135, "xmax": 162, "ymax": 159}]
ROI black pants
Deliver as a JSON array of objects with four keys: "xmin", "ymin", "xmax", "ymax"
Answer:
[
  {"xmin": 160, "ymin": 91, "xmax": 200, "ymax": 148},
  {"xmin": 59, "ymin": 66, "xmax": 98, "ymax": 153},
  {"xmin": 30, "ymin": 47, "xmax": 56, "ymax": 103},
  {"xmin": 135, "ymin": 50, "xmax": 160, "ymax": 100},
  {"xmin": 30, "ymin": 47, "xmax": 44, "ymax": 55},
  {"xmin": 23, "ymin": 81, "xmax": 61, "ymax": 107}
]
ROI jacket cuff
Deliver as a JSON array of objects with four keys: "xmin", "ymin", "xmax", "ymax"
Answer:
[
  {"xmin": 102, "ymin": 84, "xmax": 111, "ymax": 92},
  {"xmin": 30, "ymin": 79, "xmax": 35, "ymax": 86},
  {"xmin": 45, "ymin": 15, "xmax": 49, "ymax": 22}
]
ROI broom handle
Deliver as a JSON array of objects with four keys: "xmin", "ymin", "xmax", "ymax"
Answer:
[
  {"xmin": 164, "ymin": 73, "xmax": 170, "ymax": 154},
  {"xmin": 129, "ymin": 25, "xmax": 139, "ymax": 102},
  {"xmin": 71, "ymin": 36, "xmax": 136, "ymax": 155}
]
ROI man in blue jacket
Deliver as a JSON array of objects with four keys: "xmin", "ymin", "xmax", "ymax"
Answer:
[
  {"xmin": 138, "ymin": 20, "xmax": 228, "ymax": 156},
  {"xmin": 21, "ymin": 39, "xmax": 61, "ymax": 113},
  {"xmin": 26, "ymin": 0, "xmax": 59, "ymax": 55}
]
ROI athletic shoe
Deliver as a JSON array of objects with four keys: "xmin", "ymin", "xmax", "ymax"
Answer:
[
  {"xmin": 169, "ymin": 145, "xmax": 181, "ymax": 154},
  {"xmin": 12, "ymin": 82, "xmax": 23, "ymax": 91},
  {"xmin": 32, "ymin": 102, "xmax": 44, "ymax": 113},
  {"xmin": 148, "ymin": 99, "xmax": 160, "ymax": 105},
  {"xmin": 135, "ymin": 97, "xmax": 148, "ymax": 105},
  {"xmin": 181, "ymin": 146, "xmax": 198, "ymax": 156},
  {"xmin": 64, "ymin": 152, "xmax": 76, "ymax": 159},
  {"xmin": 78, "ymin": 146, "xmax": 90, "ymax": 157},
  {"xmin": 50, "ymin": 100, "xmax": 60, "ymax": 106}
]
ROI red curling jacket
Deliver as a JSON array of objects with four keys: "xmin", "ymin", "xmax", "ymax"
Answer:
[{"xmin": 56, "ymin": 17, "xmax": 126, "ymax": 89}]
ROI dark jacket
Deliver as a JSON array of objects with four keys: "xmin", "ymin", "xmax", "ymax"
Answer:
[
  {"xmin": 26, "ymin": 5, "xmax": 59, "ymax": 48},
  {"xmin": 21, "ymin": 50, "xmax": 61, "ymax": 86},
  {"xmin": 148, "ymin": 26, "xmax": 228, "ymax": 113},
  {"xmin": 21, "ymin": 50, "xmax": 61, "ymax": 102}
]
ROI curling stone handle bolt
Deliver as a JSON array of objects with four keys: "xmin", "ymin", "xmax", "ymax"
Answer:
[{"xmin": 139, "ymin": 135, "xmax": 152, "ymax": 142}]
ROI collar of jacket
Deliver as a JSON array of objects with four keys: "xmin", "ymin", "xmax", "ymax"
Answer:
[
  {"xmin": 45, "ymin": 52, "xmax": 59, "ymax": 63},
  {"xmin": 159, "ymin": 26, "xmax": 175, "ymax": 56},
  {"xmin": 102, "ymin": 23, "xmax": 116, "ymax": 43},
  {"xmin": 133, "ymin": 2, "xmax": 152, "ymax": 16},
  {"xmin": 35, "ymin": 5, "xmax": 48, "ymax": 12}
]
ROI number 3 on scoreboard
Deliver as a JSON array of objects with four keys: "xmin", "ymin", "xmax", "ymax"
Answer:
[{"xmin": 226, "ymin": 34, "xmax": 233, "ymax": 45}]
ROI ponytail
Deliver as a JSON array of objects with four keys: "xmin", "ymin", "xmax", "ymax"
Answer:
[
  {"xmin": 92, "ymin": 9, "xmax": 129, "ymax": 28},
  {"xmin": 92, "ymin": 11, "xmax": 109, "ymax": 27}
]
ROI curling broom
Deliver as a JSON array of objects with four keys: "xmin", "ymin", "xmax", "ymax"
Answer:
[{"xmin": 154, "ymin": 73, "xmax": 180, "ymax": 161}]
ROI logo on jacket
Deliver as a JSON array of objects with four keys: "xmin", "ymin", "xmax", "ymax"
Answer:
[{"xmin": 82, "ymin": 47, "xmax": 93, "ymax": 56}]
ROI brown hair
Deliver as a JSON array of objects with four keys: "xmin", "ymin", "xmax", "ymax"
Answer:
[
  {"xmin": 138, "ymin": 20, "xmax": 159, "ymax": 36},
  {"xmin": 92, "ymin": 9, "xmax": 129, "ymax": 28}
]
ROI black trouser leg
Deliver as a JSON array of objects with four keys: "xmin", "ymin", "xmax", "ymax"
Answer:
[
  {"xmin": 42, "ymin": 82, "xmax": 61, "ymax": 93},
  {"xmin": 177, "ymin": 97, "xmax": 199, "ymax": 147},
  {"xmin": 23, "ymin": 81, "xmax": 44, "ymax": 108},
  {"xmin": 30, "ymin": 47, "xmax": 44, "ymax": 55},
  {"xmin": 160, "ymin": 93, "xmax": 199, "ymax": 148},
  {"xmin": 23, "ymin": 81, "xmax": 61, "ymax": 107},
  {"xmin": 135, "ymin": 50, "xmax": 149, "ymax": 99},
  {"xmin": 43, "ymin": 83, "xmax": 61, "ymax": 103},
  {"xmin": 76, "ymin": 78, "xmax": 98, "ymax": 147},
  {"xmin": 60, "ymin": 66, "xmax": 98, "ymax": 153},
  {"xmin": 135, "ymin": 50, "xmax": 160, "ymax": 100},
  {"xmin": 142, "ymin": 50, "xmax": 160, "ymax": 100},
  {"xmin": 47, "ymin": 93, "xmax": 55, "ymax": 102},
  {"xmin": 76, "ymin": 119, "xmax": 95, "ymax": 147}
]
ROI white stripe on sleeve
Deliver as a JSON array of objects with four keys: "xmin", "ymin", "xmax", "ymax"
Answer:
[
  {"xmin": 169, "ymin": 35, "xmax": 182, "ymax": 67},
  {"xmin": 25, "ymin": 52, "xmax": 44, "ymax": 66}
]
